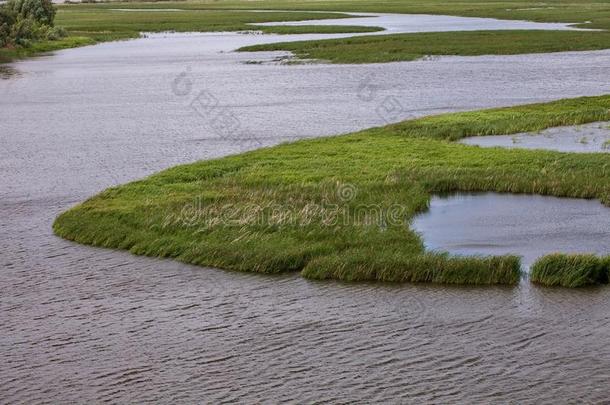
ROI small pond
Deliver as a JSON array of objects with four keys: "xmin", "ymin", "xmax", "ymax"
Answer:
[
  {"xmin": 411, "ymin": 192, "xmax": 610, "ymax": 269},
  {"xmin": 460, "ymin": 122, "xmax": 610, "ymax": 153}
]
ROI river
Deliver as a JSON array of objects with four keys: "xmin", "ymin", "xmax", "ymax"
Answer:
[{"xmin": 1, "ymin": 13, "xmax": 610, "ymax": 403}]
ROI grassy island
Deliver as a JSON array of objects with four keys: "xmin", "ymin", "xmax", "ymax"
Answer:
[
  {"xmin": 53, "ymin": 95, "xmax": 610, "ymax": 285},
  {"xmin": 239, "ymin": 30, "xmax": 610, "ymax": 64}
]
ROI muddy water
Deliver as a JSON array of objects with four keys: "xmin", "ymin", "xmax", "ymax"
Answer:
[
  {"xmin": 412, "ymin": 193, "xmax": 610, "ymax": 269},
  {"xmin": 461, "ymin": 121, "xmax": 610, "ymax": 153},
  {"xmin": 2, "ymin": 20, "xmax": 610, "ymax": 403}
]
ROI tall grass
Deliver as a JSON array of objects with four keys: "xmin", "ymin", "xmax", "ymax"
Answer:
[
  {"xmin": 53, "ymin": 95, "xmax": 610, "ymax": 285},
  {"xmin": 530, "ymin": 254, "xmax": 610, "ymax": 287},
  {"xmin": 303, "ymin": 253, "xmax": 522, "ymax": 284}
]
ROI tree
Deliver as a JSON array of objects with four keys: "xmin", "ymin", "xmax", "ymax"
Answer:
[
  {"xmin": 7, "ymin": 0, "xmax": 56, "ymax": 26},
  {"xmin": 0, "ymin": 7, "xmax": 16, "ymax": 47}
]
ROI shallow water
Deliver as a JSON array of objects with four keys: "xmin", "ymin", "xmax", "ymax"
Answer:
[
  {"xmin": 2, "ymin": 18, "xmax": 610, "ymax": 403},
  {"xmin": 412, "ymin": 193, "xmax": 610, "ymax": 269},
  {"xmin": 461, "ymin": 121, "xmax": 610, "ymax": 153},
  {"xmin": 254, "ymin": 12, "xmax": 586, "ymax": 34}
]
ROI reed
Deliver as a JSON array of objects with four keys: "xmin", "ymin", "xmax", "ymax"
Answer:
[{"xmin": 530, "ymin": 254, "xmax": 610, "ymax": 287}]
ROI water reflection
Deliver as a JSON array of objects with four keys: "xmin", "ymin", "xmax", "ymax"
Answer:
[
  {"xmin": 412, "ymin": 192, "xmax": 610, "ymax": 269},
  {"xmin": 460, "ymin": 122, "xmax": 610, "ymax": 153},
  {"xmin": 0, "ymin": 65, "xmax": 19, "ymax": 79}
]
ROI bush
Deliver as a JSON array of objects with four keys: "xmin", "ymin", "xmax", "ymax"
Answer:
[
  {"xmin": 44, "ymin": 25, "xmax": 67, "ymax": 40},
  {"xmin": 0, "ymin": 7, "xmax": 16, "ymax": 47},
  {"xmin": 10, "ymin": 16, "xmax": 36, "ymax": 46},
  {"xmin": 0, "ymin": 0, "xmax": 65, "ymax": 48},
  {"xmin": 6, "ymin": 0, "xmax": 55, "ymax": 26},
  {"xmin": 530, "ymin": 254, "xmax": 609, "ymax": 287}
]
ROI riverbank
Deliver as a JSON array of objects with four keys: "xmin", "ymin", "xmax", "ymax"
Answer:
[{"xmin": 53, "ymin": 95, "xmax": 610, "ymax": 286}]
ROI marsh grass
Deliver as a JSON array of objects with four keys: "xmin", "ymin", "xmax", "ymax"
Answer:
[
  {"xmin": 53, "ymin": 95, "xmax": 610, "ymax": 285},
  {"xmin": 239, "ymin": 30, "xmax": 610, "ymax": 64},
  {"xmin": 530, "ymin": 254, "xmax": 610, "ymax": 287},
  {"xmin": 257, "ymin": 25, "xmax": 383, "ymax": 35}
]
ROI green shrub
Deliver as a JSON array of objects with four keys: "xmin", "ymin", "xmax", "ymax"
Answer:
[
  {"xmin": 10, "ymin": 16, "xmax": 36, "ymax": 46},
  {"xmin": 0, "ymin": 7, "xmax": 16, "ymax": 47},
  {"xmin": 44, "ymin": 25, "xmax": 66, "ymax": 40},
  {"xmin": 0, "ymin": 0, "xmax": 64, "ymax": 49},
  {"xmin": 530, "ymin": 254, "xmax": 608, "ymax": 287},
  {"xmin": 6, "ymin": 0, "xmax": 55, "ymax": 26}
]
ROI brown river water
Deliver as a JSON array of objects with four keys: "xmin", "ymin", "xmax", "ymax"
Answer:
[{"xmin": 1, "ymin": 14, "xmax": 610, "ymax": 403}]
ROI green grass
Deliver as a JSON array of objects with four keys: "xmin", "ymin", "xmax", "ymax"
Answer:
[
  {"xmin": 0, "ymin": 36, "xmax": 100, "ymax": 64},
  {"xmin": 55, "ymin": 7, "xmax": 355, "ymax": 35},
  {"xmin": 239, "ymin": 30, "xmax": 610, "ymax": 63},
  {"xmin": 530, "ymin": 254, "xmax": 610, "ymax": 287},
  {"xmin": 79, "ymin": 0, "xmax": 610, "ymax": 63},
  {"xmin": 257, "ymin": 25, "xmax": 383, "ymax": 35},
  {"xmin": 53, "ymin": 95, "xmax": 610, "ymax": 285},
  {"xmin": 3, "ymin": 0, "xmax": 610, "ymax": 64},
  {"xmin": 164, "ymin": 0, "xmax": 610, "ymax": 31}
]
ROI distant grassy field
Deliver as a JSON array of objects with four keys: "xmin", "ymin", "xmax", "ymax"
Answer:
[
  {"xmin": 3, "ymin": 0, "xmax": 610, "ymax": 63},
  {"xmin": 54, "ymin": 7, "xmax": 376, "ymax": 36},
  {"xmin": 233, "ymin": 0, "xmax": 610, "ymax": 63},
  {"xmin": 70, "ymin": 0, "xmax": 610, "ymax": 31},
  {"xmin": 53, "ymin": 95, "xmax": 610, "ymax": 286},
  {"xmin": 240, "ymin": 29, "xmax": 610, "ymax": 63}
]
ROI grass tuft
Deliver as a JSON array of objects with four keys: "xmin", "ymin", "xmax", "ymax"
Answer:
[
  {"xmin": 303, "ymin": 252, "xmax": 522, "ymax": 284},
  {"xmin": 530, "ymin": 254, "xmax": 610, "ymax": 287}
]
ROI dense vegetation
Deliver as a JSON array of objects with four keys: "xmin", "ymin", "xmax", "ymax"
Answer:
[
  {"xmin": 53, "ymin": 95, "xmax": 610, "ymax": 286},
  {"xmin": 531, "ymin": 254, "xmax": 610, "ymax": 287},
  {"xmin": 0, "ymin": 0, "xmax": 66, "ymax": 49}
]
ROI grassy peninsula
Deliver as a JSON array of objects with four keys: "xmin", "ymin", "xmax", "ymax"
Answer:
[{"xmin": 53, "ymin": 95, "xmax": 610, "ymax": 285}]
